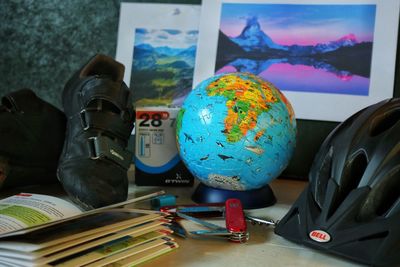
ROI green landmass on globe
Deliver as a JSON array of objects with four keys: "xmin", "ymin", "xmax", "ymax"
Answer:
[{"xmin": 206, "ymin": 74, "xmax": 290, "ymax": 143}]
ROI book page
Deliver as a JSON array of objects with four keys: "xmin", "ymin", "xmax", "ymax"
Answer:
[
  {"xmin": 54, "ymin": 229, "xmax": 172, "ymax": 267},
  {"xmin": 0, "ymin": 193, "xmax": 82, "ymax": 235},
  {"xmin": 85, "ymin": 237, "xmax": 175, "ymax": 267},
  {"xmin": 101, "ymin": 241, "xmax": 178, "ymax": 267},
  {"xmin": 0, "ymin": 190, "xmax": 165, "ymax": 239},
  {"xmin": 0, "ymin": 222, "xmax": 171, "ymax": 267},
  {"xmin": 0, "ymin": 210, "xmax": 164, "ymax": 252}
]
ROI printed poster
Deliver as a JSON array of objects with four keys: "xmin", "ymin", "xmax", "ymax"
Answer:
[
  {"xmin": 194, "ymin": 0, "xmax": 400, "ymax": 121},
  {"xmin": 116, "ymin": 3, "xmax": 201, "ymax": 107}
]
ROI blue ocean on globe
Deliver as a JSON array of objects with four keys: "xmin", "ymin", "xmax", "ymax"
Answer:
[{"xmin": 176, "ymin": 73, "xmax": 296, "ymax": 191}]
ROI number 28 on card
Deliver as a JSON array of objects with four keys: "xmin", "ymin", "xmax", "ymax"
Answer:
[{"xmin": 136, "ymin": 111, "xmax": 175, "ymax": 128}]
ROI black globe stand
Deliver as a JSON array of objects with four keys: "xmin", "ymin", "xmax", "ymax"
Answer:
[{"xmin": 191, "ymin": 183, "xmax": 276, "ymax": 209}]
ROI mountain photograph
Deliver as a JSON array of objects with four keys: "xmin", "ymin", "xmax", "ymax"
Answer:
[
  {"xmin": 216, "ymin": 3, "xmax": 376, "ymax": 96},
  {"xmin": 130, "ymin": 28, "xmax": 198, "ymax": 107}
]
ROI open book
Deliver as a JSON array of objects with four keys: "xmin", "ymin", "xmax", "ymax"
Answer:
[
  {"xmin": 0, "ymin": 191, "xmax": 165, "ymax": 238},
  {"xmin": 0, "ymin": 191, "xmax": 178, "ymax": 266}
]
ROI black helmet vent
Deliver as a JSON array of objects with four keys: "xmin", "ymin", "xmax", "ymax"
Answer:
[
  {"xmin": 370, "ymin": 108, "xmax": 400, "ymax": 137},
  {"xmin": 314, "ymin": 147, "xmax": 333, "ymax": 209},
  {"xmin": 358, "ymin": 167, "xmax": 400, "ymax": 221},
  {"xmin": 328, "ymin": 152, "xmax": 367, "ymax": 219},
  {"xmin": 375, "ymin": 168, "xmax": 400, "ymax": 217}
]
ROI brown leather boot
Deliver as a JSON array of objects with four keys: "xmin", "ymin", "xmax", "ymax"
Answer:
[
  {"xmin": 57, "ymin": 54, "xmax": 134, "ymax": 210},
  {"xmin": 0, "ymin": 89, "xmax": 66, "ymax": 189}
]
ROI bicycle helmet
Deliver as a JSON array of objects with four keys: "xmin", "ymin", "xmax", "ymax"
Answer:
[{"xmin": 274, "ymin": 98, "xmax": 400, "ymax": 266}]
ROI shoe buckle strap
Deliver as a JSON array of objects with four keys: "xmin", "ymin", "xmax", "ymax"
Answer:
[
  {"xmin": 80, "ymin": 109, "xmax": 133, "ymax": 139},
  {"xmin": 81, "ymin": 78, "xmax": 130, "ymax": 110},
  {"xmin": 88, "ymin": 136, "xmax": 132, "ymax": 169},
  {"xmin": 80, "ymin": 109, "xmax": 90, "ymax": 130}
]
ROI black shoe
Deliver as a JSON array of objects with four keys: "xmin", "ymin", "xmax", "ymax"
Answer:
[
  {"xmin": 0, "ymin": 89, "xmax": 66, "ymax": 189},
  {"xmin": 57, "ymin": 54, "xmax": 134, "ymax": 210}
]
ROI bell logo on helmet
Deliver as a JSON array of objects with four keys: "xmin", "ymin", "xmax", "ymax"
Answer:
[{"xmin": 309, "ymin": 230, "xmax": 331, "ymax": 243}]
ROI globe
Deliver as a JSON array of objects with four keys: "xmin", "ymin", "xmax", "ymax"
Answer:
[{"xmin": 176, "ymin": 72, "xmax": 296, "ymax": 194}]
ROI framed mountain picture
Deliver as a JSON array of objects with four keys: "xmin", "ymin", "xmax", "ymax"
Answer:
[
  {"xmin": 194, "ymin": 0, "xmax": 400, "ymax": 122},
  {"xmin": 116, "ymin": 2, "xmax": 201, "ymax": 108}
]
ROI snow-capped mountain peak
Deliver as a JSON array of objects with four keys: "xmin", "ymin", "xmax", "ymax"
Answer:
[
  {"xmin": 232, "ymin": 16, "xmax": 287, "ymax": 51},
  {"xmin": 336, "ymin": 33, "xmax": 358, "ymax": 45},
  {"xmin": 313, "ymin": 34, "xmax": 358, "ymax": 53},
  {"xmin": 241, "ymin": 16, "xmax": 262, "ymax": 38}
]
